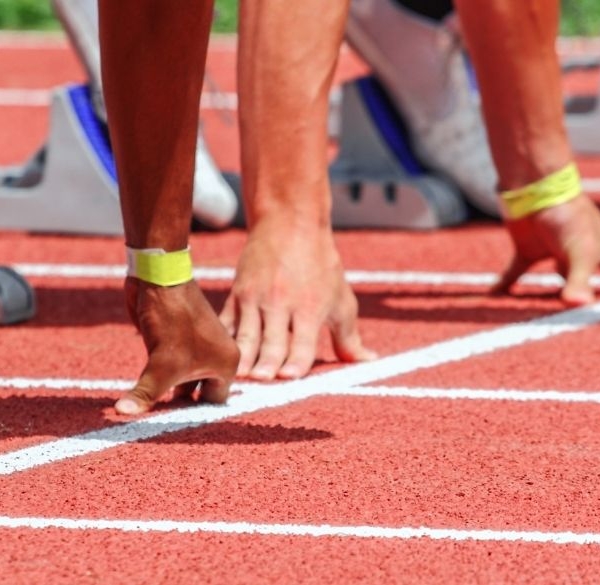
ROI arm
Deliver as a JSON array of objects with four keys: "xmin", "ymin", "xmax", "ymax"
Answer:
[
  {"xmin": 98, "ymin": 0, "xmax": 239, "ymax": 414},
  {"xmin": 220, "ymin": 0, "xmax": 376, "ymax": 380},
  {"xmin": 455, "ymin": 0, "xmax": 600, "ymax": 304}
]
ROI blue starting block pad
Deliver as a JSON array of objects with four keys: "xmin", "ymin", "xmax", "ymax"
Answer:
[{"xmin": 329, "ymin": 76, "xmax": 468, "ymax": 230}]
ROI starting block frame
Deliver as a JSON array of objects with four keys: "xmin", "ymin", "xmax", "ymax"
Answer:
[
  {"xmin": 329, "ymin": 76, "xmax": 468, "ymax": 230},
  {"xmin": 0, "ymin": 84, "xmax": 124, "ymax": 235},
  {"xmin": 564, "ymin": 56, "xmax": 600, "ymax": 155}
]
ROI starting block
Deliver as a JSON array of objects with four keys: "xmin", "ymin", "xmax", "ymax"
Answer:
[
  {"xmin": 0, "ymin": 83, "xmax": 239, "ymax": 235},
  {"xmin": 0, "ymin": 0, "xmax": 240, "ymax": 236},
  {"xmin": 0, "ymin": 84, "xmax": 123, "ymax": 235},
  {"xmin": 564, "ymin": 56, "xmax": 600, "ymax": 155},
  {"xmin": 329, "ymin": 76, "xmax": 468, "ymax": 230}
]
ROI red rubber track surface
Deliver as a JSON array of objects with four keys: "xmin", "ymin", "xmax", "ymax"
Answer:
[{"xmin": 1, "ymin": 33, "xmax": 600, "ymax": 585}]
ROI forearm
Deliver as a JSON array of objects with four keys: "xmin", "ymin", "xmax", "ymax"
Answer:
[
  {"xmin": 455, "ymin": 0, "xmax": 572, "ymax": 191},
  {"xmin": 98, "ymin": 0, "xmax": 213, "ymax": 250},
  {"xmin": 237, "ymin": 0, "xmax": 349, "ymax": 229}
]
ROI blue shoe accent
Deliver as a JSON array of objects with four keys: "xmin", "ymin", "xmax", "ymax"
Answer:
[
  {"xmin": 355, "ymin": 76, "xmax": 423, "ymax": 177},
  {"xmin": 66, "ymin": 84, "xmax": 117, "ymax": 183}
]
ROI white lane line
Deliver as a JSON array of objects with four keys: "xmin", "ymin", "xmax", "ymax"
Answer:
[
  {"xmin": 276, "ymin": 302, "xmax": 600, "ymax": 392},
  {"xmin": 0, "ymin": 88, "xmax": 50, "ymax": 106},
  {"xmin": 0, "ymin": 377, "xmax": 260, "ymax": 394},
  {"xmin": 11, "ymin": 262, "xmax": 590, "ymax": 288},
  {"xmin": 337, "ymin": 386, "xmax": 600, "ymax": 403},
  {"xmin": 1, "ymin": 303, "xmax": 599, "ymax": 476},
  {"xmin": 1, "ymin": 515, "xmax": 599, "ymax": 545},
  {"xmin": 583, "ymin": 178, "xmax": 600, "ymax": 192},
  {"xmin": 3, "ymin": 376, "xmax": 600, "ymax": 405},
  {"xmin": 0, "ymin": 88, "xmax": 237, "ymax": 110},
  {"xmin": 0, "ymin": 34, "xmax": 69, "ymax": 49},
  {"xmin": 0, "ymin": 386, "xmax": 321, "ymax": 475},
  {"xmin": 0, "ymin": 377, "xmax": 132, "ymax": 392},
  {"xmin": 13, "ymin": 263, "xmax": 232, "ymax": 280},
  {"xmin": 199, "ymin": 91, "xmax": 237, "ymax": 110}
]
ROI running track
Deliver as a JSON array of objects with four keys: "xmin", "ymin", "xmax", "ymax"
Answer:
[{"xmin": 1, "ymin": 32, "xmax": 600, "ymax": 584}]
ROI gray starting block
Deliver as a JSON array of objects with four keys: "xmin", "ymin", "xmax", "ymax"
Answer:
[
  {"xmin": 0, "ymin": 84, "xmax": 123, "ymax": 235},
  {"xmin": 564, "ymin": 56, "xmax": 600, "ymax": 155},
  {"xmin": 329, "ymin": 76, "xmax": 468, "ymax": 230}
]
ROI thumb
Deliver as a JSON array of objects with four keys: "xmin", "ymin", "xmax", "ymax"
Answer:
[
  {"xmin": 114, "ymin": 354, "xmax": 179, "ymax": 415},
  {"xmin": 114, "ymin": 382, "xmax": 162, "ymax": 416}
]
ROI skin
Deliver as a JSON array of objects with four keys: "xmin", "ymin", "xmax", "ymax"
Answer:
[
  {"xmin": 219, "ymin": 0, "xmax": 377, "ymax": 381},
  {"xmin": 98, "ymin": 0, "xmax": 239, "ymax": 415},
  {"xmin": 98, "ymin": 0, "xmax": 600, "ymax": 408},
  {"xmin": 455, "ymin": 0, "xmax": 600, "ymax": 304},
  {"xmin": 222, "ymin": 0, "xmax": 600, "ymax": 381}
]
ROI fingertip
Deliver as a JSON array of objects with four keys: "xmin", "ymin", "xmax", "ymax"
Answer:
[
  {"xmin": 248, "ymin": 366, "xmax": 277, "ymax": 381},
  {"xmin": 342, "ymin": 347, "xmax": 379, "ymax": 363},
  {"xmin": 200, "ymin": 380, "xmax": 230, "ymax": 404},
  {"xmin": 361, "ymin": 348, "xmax": 379, "ymax": 362},
  {"xmin": 561, "ymin": 284, "xmax": 595, "ymax": 307},
  {"xmin": 114, "ymin": 395, "xmax": 150, "ymax": 416},
  {"xmin": 332, "ymin": 327, "xmax": 377, "ymax": 363},
  {"xmin": 278, "ymin": 363, "xmax": 306, "ymax": 380}
]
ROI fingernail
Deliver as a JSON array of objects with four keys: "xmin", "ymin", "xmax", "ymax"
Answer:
[
  {"xmin": 250, "ymin": 367, "xmax": 275, "ymax": 381},
  {"xmin": 279, "ymin": 365, "xmax": 301, "ymax": 379}
]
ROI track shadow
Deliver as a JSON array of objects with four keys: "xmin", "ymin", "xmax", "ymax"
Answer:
[
  {"xmin": 147, "ymin": 421, "xmax": 333, "ymax": 446},
  {"xmin": 0, "ymin": 394, "xmax": 116, "ymax": 440},
  {"xmin": 354, "ymin": 289, "xmax": 562, "ymax": 324},
  {"xmin": 21, "ymin": 283, "xmax": 569, "ymax": 328},
  {"xmin": 0, "ymin": 393, "xmax": 333, "ymax": 446},
  {"xmin": 24, "ymin": 286, "xmax": 229, "ymax": 327}
]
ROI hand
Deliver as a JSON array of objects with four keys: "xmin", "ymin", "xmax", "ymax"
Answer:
[
  {"xmin": 220, "ymin": 220, "xmax": 377, "ymax": 380},
  {"xmin": 115, "ymin": 277, "xmax": 240, "ymax": 415},
  {"xmin": 492, "ymin": 194, "xmax": 600, "ymax": 305}
]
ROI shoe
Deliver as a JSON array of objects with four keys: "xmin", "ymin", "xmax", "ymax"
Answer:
[
  {"xmin": 330, "ymin": 76, "xmax": 469, "ymax": 229},
  {"xmin": 191, "ymin": 133, "xmax": 240, "ymax": 229},
  {"xmin": 0, "ymin": 267, "xmax": 36, "ymax": 324},
  {"xmin": 346, "ymin": 0, "xmax": 499, "ymax": 217}
]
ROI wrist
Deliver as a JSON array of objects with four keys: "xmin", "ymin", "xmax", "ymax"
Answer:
[
  {"xmin": 499, "ymin": 162, "xmax": 581, "ymax": 220},
  {"xmin": 126, "ymin": 246, "xmax": 193, "ymax": 287}
]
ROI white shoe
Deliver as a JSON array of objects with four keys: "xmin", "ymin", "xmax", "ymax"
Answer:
[
  {"xmin": 346, "ymin": 0, "xmax": 499, "ymax": 217},
  {"xmin": 192, "ymin": 133, "xmax": 239, "ymax": 229}
]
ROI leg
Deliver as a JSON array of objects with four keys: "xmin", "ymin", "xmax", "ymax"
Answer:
[{"xmin": 98, "ymin": 0, "xmax": 239, "ymax": 414}]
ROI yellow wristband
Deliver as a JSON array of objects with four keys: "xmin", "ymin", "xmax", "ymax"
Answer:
[
  {"xmin": 126, "ymin": 246, "xmax": 193, "ymax": 287},
  {"xmin": 500, "ymin": 162, "xmax": 581, "ymax": 220}
]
